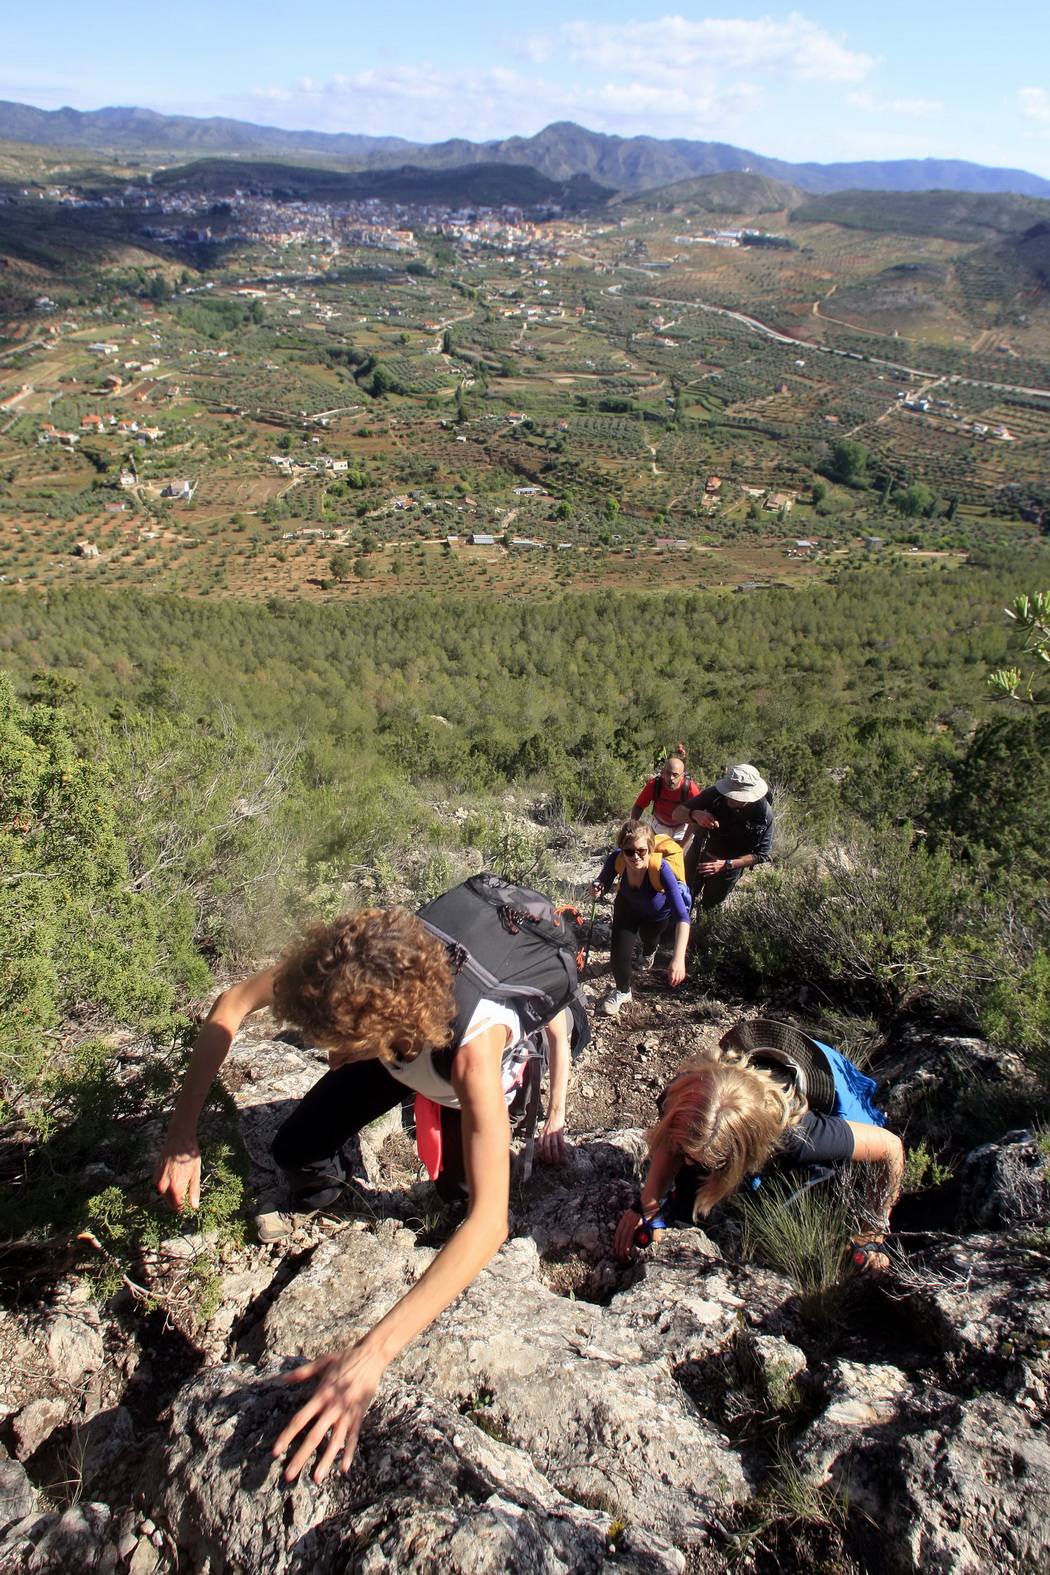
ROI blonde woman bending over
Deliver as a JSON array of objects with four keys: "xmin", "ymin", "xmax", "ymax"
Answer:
[{"xmin": 613, "ymin": 1030, "xmax": 903, "ymax": 1269}]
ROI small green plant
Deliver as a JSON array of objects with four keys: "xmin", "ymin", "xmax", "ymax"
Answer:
[
  {"xmin": 607, "ymin": 1516, "xmax": 629, "ymax": 1551},
  {"xmin": 903, "ymin": 1140, "xmax": 955, "ymax": 1192},
  {"xmin": 457, "ymin": 1386, "xmax": 510, "ymax": 1442},
  {"xmin": 735, "ymin": 1176, "xmax": 855, "ymax": 1323},
  {"xmin": 727, "ymin": 1449, "xmax": 853, "ymax": 1569}
]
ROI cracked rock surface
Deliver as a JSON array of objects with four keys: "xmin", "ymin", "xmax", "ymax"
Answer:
[{"xmin": 6, "ymin": 1005, "xmax": 1050, "ymax": 1573}]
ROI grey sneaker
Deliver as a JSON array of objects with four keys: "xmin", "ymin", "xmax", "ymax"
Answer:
[
  {"xmin": 599, "ymin": 989, "xmax": 632, "ymax": 1017},
  {"xmin": 637, "ymin": 950, "xmax": 658, "ymax": 972}
]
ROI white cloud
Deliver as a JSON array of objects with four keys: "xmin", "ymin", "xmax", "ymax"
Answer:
[
  {"xmin": 248, "ymin": 60, "xmax": 765, "ymax": 143},
  {"xmin": 847, "ymin": 92, "xmax": 943, "ymax": 118},
  {"xmin": 245, "ymin": 14, "xmax": 878, "ymax": 144},
  {"xmin": 1018, "ymin": 86, "xmax": 1050, "ymax": 122},
  {"xmin": 536, "ymin": 13, "xmax": 875, "ymax": 87}
]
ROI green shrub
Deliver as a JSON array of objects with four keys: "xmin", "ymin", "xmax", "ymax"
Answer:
[
  {"xmin": 700, "ymin": 821, "xmax": 995, "ymax": 1014},
  {"xmin": 1, "ymin": 1025, "xmax": 248, "ymax": 1258},
  {"xmin": 0, "ymin": 674, "xmax": 207, "ymax": 1087}
]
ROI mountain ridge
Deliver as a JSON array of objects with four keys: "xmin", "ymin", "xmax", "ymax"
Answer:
[{"xmin": 3, "ymin": 100, "xmax": 1050, "ymax": 199}]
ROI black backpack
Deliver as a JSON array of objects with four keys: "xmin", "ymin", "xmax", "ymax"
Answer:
[
  {"xmin": 417, "ymin": 872, "xmax": 589, "ymax": 1050},
  {"xmin": 417, "ymin": 875, "xmax": 591, "ymax": 1178}
]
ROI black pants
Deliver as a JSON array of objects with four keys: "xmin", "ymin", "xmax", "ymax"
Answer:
[
  {"xmin": 692, "ymin": 866, "xmax": 743, "ymax": 911},
  {"xmin": 610, "ymin": 891, "xmax": 671, "ymax": 992},
  {"xmin": 271, "ymin": 1059, "xmax": 469, "ymax": 1207},
  {"xmin": 683, "ymin": 838, "xmax": 744, "ymax": 910}
]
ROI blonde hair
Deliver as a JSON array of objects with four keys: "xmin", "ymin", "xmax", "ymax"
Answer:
[
  {"xmin": 273, "ymin": 908, "xmax": 456, "ymax": 1065},
  {"xmin": 646, "ymin": 1046, "xmax": 803, "ymax": 1218},
  {"xmin": 618, "ymin": 818, "xmax": 656, "ymax": 852}
]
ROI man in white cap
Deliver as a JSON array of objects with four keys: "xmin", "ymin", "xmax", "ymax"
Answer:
[{"xmin": 672, "ymin": 763, "xmax": 773, "ymax": 911}]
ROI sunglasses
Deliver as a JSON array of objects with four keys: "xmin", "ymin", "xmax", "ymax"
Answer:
[{"xmin": 622, "ymin": 846, "xmax": 648, "ymax": 858}]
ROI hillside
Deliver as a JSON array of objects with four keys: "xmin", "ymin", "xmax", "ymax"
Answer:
[
  {"xmin": 792, "ymin": 188, "xmax": 1050, "ymax": 243},
  {"xmin": 617, "ymin": 171, "xmax": 802, "ymax": 215},
  {"xmin": 150, "ymin": 158, "xmax": 613, "ymax": 210},
  {"xmin": 3, "ymin": 102, "xmax": 1050, "ymax": 198}
]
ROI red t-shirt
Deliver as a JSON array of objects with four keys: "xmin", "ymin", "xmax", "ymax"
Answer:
[{"xmin": 632, "ymin": 774, "xmax": 701, "ymax": 828}]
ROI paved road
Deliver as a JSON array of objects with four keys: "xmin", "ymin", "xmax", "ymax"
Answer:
[{"xmin": 605, "ymin": 269, "xmax": 1050, "ymax": 401}]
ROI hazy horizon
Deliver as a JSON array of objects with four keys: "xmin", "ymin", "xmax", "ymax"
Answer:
[{"xmin": 4, "ymin": 2, "xmax": 1049, "ymax": 179}]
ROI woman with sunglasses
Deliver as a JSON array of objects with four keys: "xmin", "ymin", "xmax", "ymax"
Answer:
[{"xmin": 590, "ymin": 819, "xmax": 691, "ymax": 1017}]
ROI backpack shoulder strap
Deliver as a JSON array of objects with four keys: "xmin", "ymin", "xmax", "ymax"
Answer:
[{"xmin": 647, "ymin": 852, "xmax": 663, "ymax": 891}]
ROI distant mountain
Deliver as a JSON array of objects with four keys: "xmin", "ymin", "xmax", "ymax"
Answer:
[
  {"xmin": 0, "ymin": 101, "xmax": 413, "ymax": 160},
  {"xmin": 150, "ymin": 158, "xmax": 612, "ymax": 210},
  {"xmin": 3, "ymin": 101, "xmax": 1050, "ymax": 200}
]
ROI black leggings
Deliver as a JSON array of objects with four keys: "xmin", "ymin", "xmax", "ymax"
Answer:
[
  {"xmin": 271, "ymin": 1059, "xmax": 469, "ymax": 1206},
  {"xmin": 610, "ymin": 892, "xmax": 672, "ymax": 992}
]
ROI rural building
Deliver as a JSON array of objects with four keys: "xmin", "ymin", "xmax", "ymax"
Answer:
[
  {"xmin": 161, "ymin": 481, "xmax": 193, "ymax": 500},
  {"xmin": 74, "ymin": 541, "xmax": 100, "ymax": 558},
  {"xmin": 765, "ymin": 493, "xmax": 795, "ymax": 511},
  {"xmin": 469, "ymin": 533, "xmax": 495, "ymax": 546},
  {"xmin": 863, "ymin": 536, "xmax": 884, "ymax": 549}
]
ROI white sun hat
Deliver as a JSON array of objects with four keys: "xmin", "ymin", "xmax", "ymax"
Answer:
[{"xmin": 713, "ymin": 763, "xmax": 769, "ymax": 803}]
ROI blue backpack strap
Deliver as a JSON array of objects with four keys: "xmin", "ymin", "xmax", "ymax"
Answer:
[{"xmin": 813, "ymin": 1040, "xmax": 886, "ymax": 1127}]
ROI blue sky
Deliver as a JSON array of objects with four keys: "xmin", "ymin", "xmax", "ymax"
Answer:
[{"xmin": 4, "ymin": 2, "xmax": 1050, "ymax": 176}]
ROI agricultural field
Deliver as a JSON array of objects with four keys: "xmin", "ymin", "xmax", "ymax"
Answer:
[{"xmin": 0, "ymin": 155, "xmax": 1047, "ymax": 603}]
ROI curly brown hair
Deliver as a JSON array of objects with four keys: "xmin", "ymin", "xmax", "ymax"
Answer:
[
  {"xmin": 272, "ymin": 908, "xmax": 456, "ymax": 1064},
  {"xmin": 646, "ymin": 1045, "xmax": 803, "ymax": 1218}
]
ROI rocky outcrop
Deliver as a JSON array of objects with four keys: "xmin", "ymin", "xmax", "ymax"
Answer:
[
  {"xmin": 140, "ymin": 1364, "xmax": 685, "ymax": 1573},
  {"xmin": 9, "ymin": 1029, "xmax": 1050, "ymax": 1573}
]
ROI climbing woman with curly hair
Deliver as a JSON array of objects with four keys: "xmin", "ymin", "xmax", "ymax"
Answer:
[{"xmin": 153, "ymin": 904, "xmax": 573, "ymax": 1487}]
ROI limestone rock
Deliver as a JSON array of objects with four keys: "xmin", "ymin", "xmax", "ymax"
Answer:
[
  {"xmin": 0, "ymin": 1459, "xmax": 36, "ymax": 1534},
  {"xmin": 12, "ymin": 1398, "xmax": 67, "ymax": 1461},
  {"xmin": 794, "ymin": 1360, "xmax": 912, "ymax": 1508},
  {"xmin": 737, "ymin": 1333, "xmax": 808, "ymax": 1408},
  {"xmin": 958, "ymin": 1132, "xmax": 1050, "ymax": 1227},
  {"xmin": 141, "ymin": 1362, "xmax": 684, "ymax": 1573},
  {"xmin": 250, "ymin": 1205, "xmax": 764, "ymax": 1544},
  {"xmin": 892, "ymin": 1228, "xmax": 1050, "ymax": 1362},
  {"xmin": 879, "ymin": 1026, "xmax": 1025, "ymax": 1135},
  {"xmin": 0, "ymin": 1503, "xmax": 120, "ymax": 1572},
  {"xmin": 797, "ymin": 1383, "xmax": 1050, "ymax": 1573},
  {"xmin": 46, "ymin": 1312, "xmax": 104, "ymax": 1383}
]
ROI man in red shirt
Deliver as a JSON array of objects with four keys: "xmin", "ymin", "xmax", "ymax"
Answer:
[{"xmin": 631, "ymin": 751, "xmax": 701, "ymax": 844}]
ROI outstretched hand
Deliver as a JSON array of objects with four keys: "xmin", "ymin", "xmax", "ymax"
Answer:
[
  {"xmin": 153, "ymin": 1131, "xmax": 202, "ymax": 1212},
  {"xmin": 536, "ymin": 1115, "xmax": 567, "ymax": 1164},
  {"xmin": 273, "ymin": 1340, "xmax": 388, "ymax": 1483}
]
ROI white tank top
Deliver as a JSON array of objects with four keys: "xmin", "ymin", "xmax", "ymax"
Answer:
[{"xmin": 385, "ymin": 998, "xmax": 528, "ymax": 1109}]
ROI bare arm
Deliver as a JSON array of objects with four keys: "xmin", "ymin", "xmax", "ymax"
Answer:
[
  {"xmin": 667, "ymin": 920, "xmax": 690, "ymax": 988},
  {"xmin": 153, "ymin": 966, "xmax": 280, "ymax": 1212},
  {"xmin": 273, "ymin": 1026, "xmax": 511, "ymax": 1484},
  {"xmin": 846, "ymin": 1122, "xmax": 905, "ymax": 1224},
  {"xmin": 537, "ymin": 1008, "xmax": 570, "ymax": 1164},
  {"xmin": 672, "ymin": 802, "xmax": 717, "ymax": 829},
  {"xmin": 613, "ymin": 1142, "xmax": 680, "ymax": 1258}
]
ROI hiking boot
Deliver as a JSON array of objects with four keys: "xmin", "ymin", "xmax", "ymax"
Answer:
[
  {"xmin": 599, "ymin": 989, "xmax": 632, "ymax": 1017},
  {"xmin": 255, "ymin": 1207, "xmax": 315, "ymax": 1243}
]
